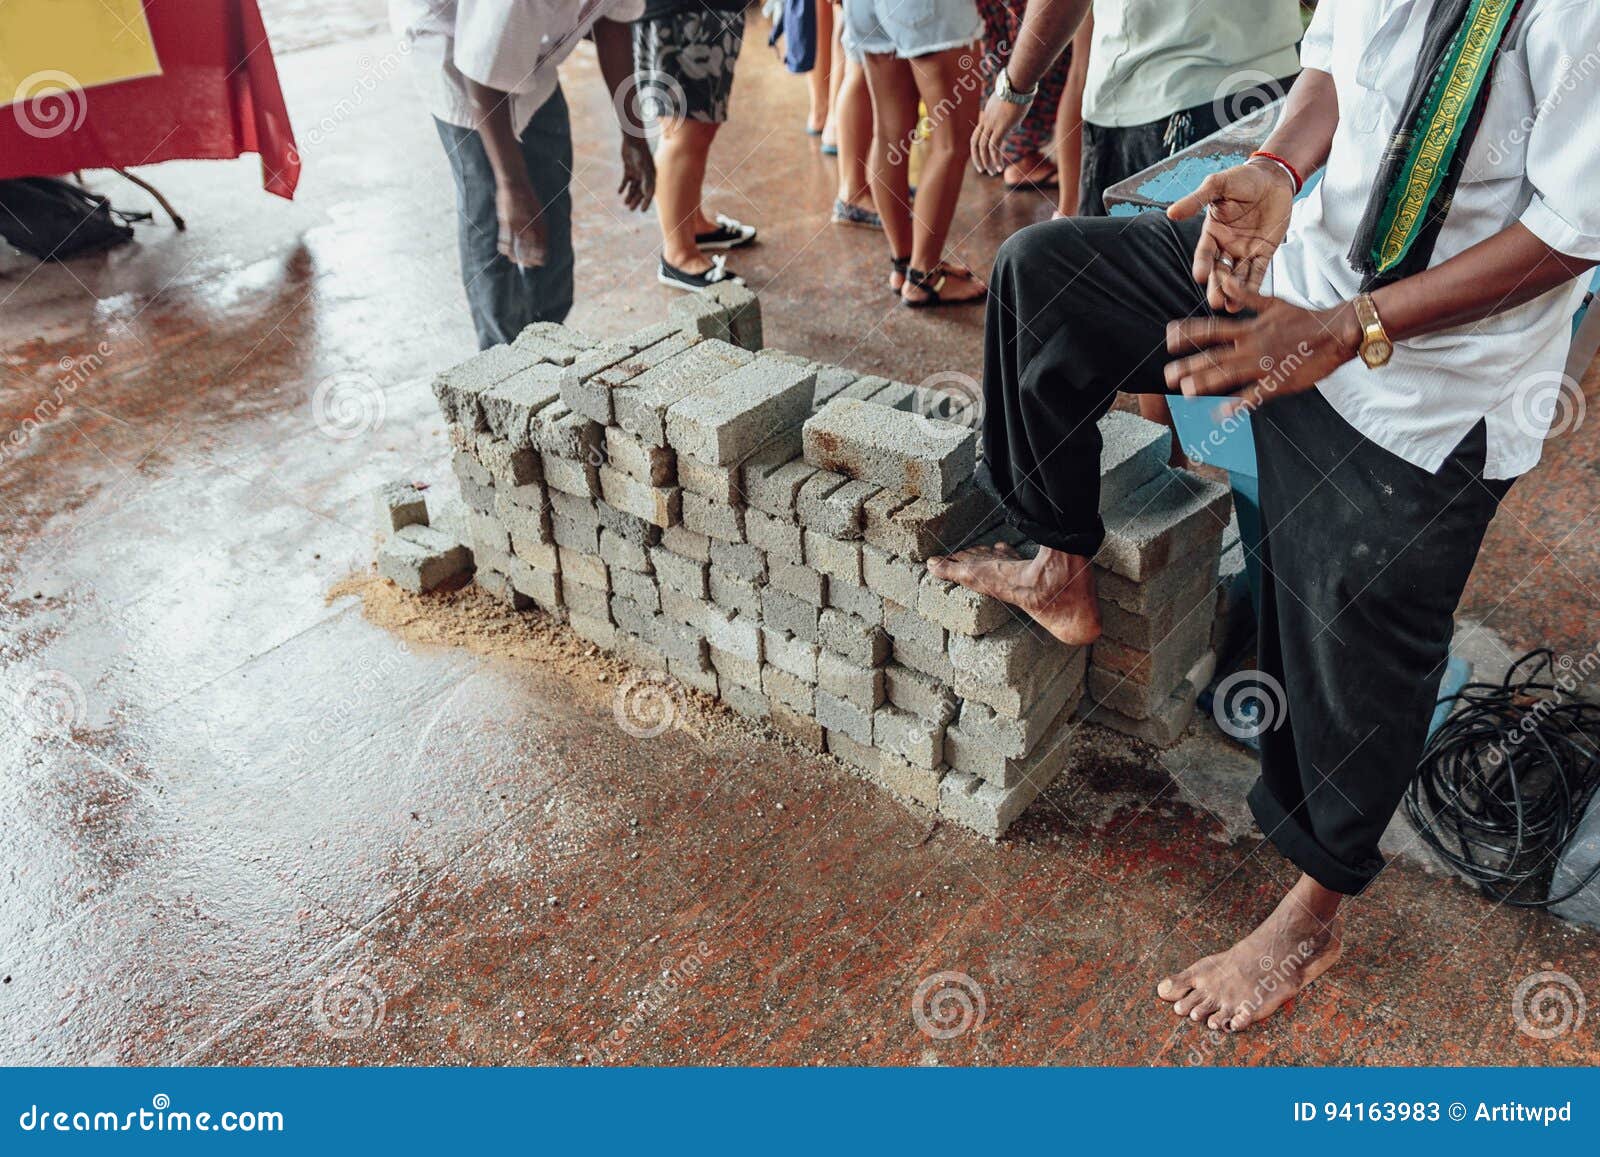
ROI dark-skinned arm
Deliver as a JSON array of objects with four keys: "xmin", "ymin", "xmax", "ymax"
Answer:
[
  {"xmin": 592, "ymin": 17, "xmax": 655, "ymax": 211},
  {"xmin": 464, "ymin": 78, "xmax": 547, "ymax": 267},
  {"xmin": 1164, "ymin": 223, "xmax": 1597, "ymax": 413}
]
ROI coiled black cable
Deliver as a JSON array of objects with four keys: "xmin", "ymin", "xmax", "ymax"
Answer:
[{"xmin": 1405, "ymin": 649, "xmax": 1600, "ymax": 908}]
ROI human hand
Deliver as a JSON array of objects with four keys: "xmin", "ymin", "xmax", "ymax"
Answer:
[
  {"xmin": 971, "ymin": 93, "xmax": 1027, "ymax": 176},
  {"xmin": 1167, "ymin": 160, "xmax": 1296, "ymax": 312},
  {"xmin": 495, "ymin": 178, "xmax": 548, "ymax": 268},
  {"xmin": 619, "ymin": 137, "xmax": 655, "ymax": 211},
  {"xmin": 1164, "ymin": 273, "xmax": 1361, "ymax": 415}
]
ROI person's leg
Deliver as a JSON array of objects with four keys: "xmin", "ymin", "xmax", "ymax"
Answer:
[
  {"xmin": 928, "ymin": 212, "xmax": 1207, "ymax": 640},
  {"xmin": 833, "ymin": 52, "xmax": 877, "ymax": 216},
  {"xmin": 808, "ymin": 0, "xmax": 834, "ymax": 134},
  {"xmin": 901, "ymin": 45, "xmax": 985, "ymax": 303},
  {"xmin": 1000, "ymin": 0, "xmax": 1065, "ymax": 185},
  {"xmin": 1052, "ymin": 12, "xmax": 1091, "ymax": 216},
  {"xmin": 860, "ymin": 50, "xmax": 920, "ymax": 288},
  {"xmin": 821, "ymin": 0, "xmax": 845, "ymax": 148},
  {"xmin": 655, "ymin": 118, "xmax": 722, "ymax": 273},
  {"xmin": 433, "ymin": 89, "xmax": 574, "ymax": 349},
  {"xmin": 1159, "ymin": 393, "xmax": 1512, "ymax": 1031}
]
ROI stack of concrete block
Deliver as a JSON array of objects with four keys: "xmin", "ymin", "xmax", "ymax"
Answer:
[
  {"xmin": 408, "ymin": 289, "xmax": 1231, "ymax": 838},
  {"xmin": 1078, "ymin": 416, "xmax": 1233, "ymax": 746}
]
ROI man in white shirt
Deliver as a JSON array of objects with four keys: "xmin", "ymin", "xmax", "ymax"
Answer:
[
  {"xmin": 392, "ymin": 0, "xmax": 656, "ymax": 348},
  {"xmin": 937, "ymin": 0, "xmax": 1599, "ymax": 1030}
]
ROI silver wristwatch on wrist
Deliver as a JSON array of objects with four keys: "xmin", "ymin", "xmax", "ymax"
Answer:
[{"xmin": 993, "ymin": 66, "xmax": 1038, "ymax": 107}]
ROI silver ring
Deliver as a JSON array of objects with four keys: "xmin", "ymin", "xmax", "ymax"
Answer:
[{"xmin": 1217, "ymin": 254, "xmax": 1236, "ymax": 270}]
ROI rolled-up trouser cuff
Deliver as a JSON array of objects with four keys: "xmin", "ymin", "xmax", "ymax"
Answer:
[
  {"xmin": 975, "ymin": 459, "xmax": 1106, "ymax": 557},
  {"xmin": 1247, "ymin": 777, "xmax": 1380, "ymax": 896}
]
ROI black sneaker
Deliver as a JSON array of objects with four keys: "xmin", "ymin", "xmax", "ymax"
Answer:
[
  {"xmin": 658, "ymin": 254, "xmax": 745, "ymax": 293},
  {"xmin": 694, "ymin": 214, "xmax": 757, "ymax": 250}
]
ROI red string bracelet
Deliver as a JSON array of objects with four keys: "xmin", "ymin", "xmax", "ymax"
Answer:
[{"xmin": 1249, "ymin": 150, "xmax": 1304, "ymax": 194}]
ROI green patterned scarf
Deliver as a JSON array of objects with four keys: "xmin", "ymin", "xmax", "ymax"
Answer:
[{"xmin": 1348, "ymin": 0, "xmax": 1529, "ymax": 288}]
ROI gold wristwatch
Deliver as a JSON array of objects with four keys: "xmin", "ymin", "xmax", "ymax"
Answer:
[{"xmin": 1352, "ymin": 292, "xmax": 1393, "ymax": 369}]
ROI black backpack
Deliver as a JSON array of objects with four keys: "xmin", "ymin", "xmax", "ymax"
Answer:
[{"xmin": 0, "ymin": 176, "xmax": 153, "ymax": 261}]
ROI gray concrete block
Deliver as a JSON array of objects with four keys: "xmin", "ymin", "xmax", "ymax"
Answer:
[
  {"xmin": 682, "ymin": 490, "xmax": 745, "ymax": 542},
  {"xmin": 561, "ymin": 330, "xmax": 678, "ymax": 424},
  {"xmin": 721, "ymin": 677, "xmax": 770, "ymax": 721},
  {"xmin": 826, "ymin": 729, "xmax": 879, "ymax": 774},
  {"xmin": 475, "ymin": 435, "xmax": 543, "ymax": 487},
  {"xmin": 453, "ymin": 448, "xmax": 493, "ymax": 488},
  {"xmin": 882, "ymin": 601, "xmax": 945, "ymax": 654},
  {"xmin": 531, "ymin": 400, "xmax": 603, "ymax": 462},
  {"xmin": 762, "ymin": 628, "xmax": 819, "ymax": 682},
  {"xmin": 949, "ymin": 619, "xmax": 1088, "ymax": 717},
  {"xmin": 1096, "ymin": 468, "xmax": 1232, "ymax": 582},
  {"xmin": 551, "ymin": 512, "xmax": 599, "ymax": 553},
  {"xmin": 548, "ymin": 486, "xmax": 598, "ymax": 537},
  {"xmin": 710, "ymin": 644, "xmax": 762, "ymax": 692},
  {"xmin": 817, "ymin": 689, "xmax": 873, "ymax": 746},
  {"xmin": 506, "ymin": 554, "xmax": 560, "ymax": 611},
  {"xmin": 676, "ymin": 453, "xmax": 741, "ymax": 503},
  {"xmin": 771, "ymin": 702, "xmax": 826, "ymax": 750},
  {"xmin": 746, "ymin": 506, "xmax": 804, "ymax": 559},
  {"xmin": 605, "ymin": 424, "xmax": 676, "ymax": 487},
  {"xmin": 494, "ymin": 491, "xmax": 553, "ymax": 549},
  {"xmin": 762, "ymin": 665, "xmax": 815, "ymax": 714},
  {"xmin": 655, "ymin": 617, "xmax": 709, "ymax": 666},
  {"xmin": 799, "ymin": 475, "xmax": 879, "ymax": 540},
  {"xmin": 568, "ymin": 611, "xmax": 617, "ymax": 649},
  {"xmin": 917, "ymin": 572, "xmax": 1011, "ymax": 637},
  {"xmin": 761, "ymin": 587, "xmax": 820, "ymax": 642},
  {"xmin": 702, "ymin": 281, "xmax": 762, "ymax": 350},
  {"xmin": 709, "ymin": 539, "xmax": 766, "ymax": 583},
  {"xmin": 1095, "ymin": 538, "xmax": 1222, "ymax": 617},
  {"xmin": 826, "ymin": 578, "xmax": 882, "ymax": 625},
  {"xmin": 481, "ymin": 364, "xmax": 570, "ymax": 447},
  {"xmin": 862, "ymin": 484, "xmax": 997, "ymax": 562},
  {"xmin": 670, "ymin": 653, "xmax": 720, "ymax": 697},
  {"xmin": 610, "ymin": 593, "xmax": 660, "ymax": 642},
  {"xmin": 375, "ymin": 481, "xmax": 429, "ymax": 532},
  {"xmin": 873, "ymin": 752, "xmax": 944, "ymax": 811},
  {"xmin": 660, "ymin": 524, "xmax": 711, "ymax": 562},
  {"xmin": 1090, "ymin": 608, "xmax": 1211, "ymax": 691},
  {"xmin": 436, "ymin": 342, "xmax": 546, "ymax": 429},
  {"xmin": 611, "ymin": 566, "xmax": 660, "ymax": 613},
  {"xmin": 558, "ymin": 546, "xmax": 609, "ymax": 591},
  {"xmin": 379, "ymin": 524, "xmax": 473, "ymax": 593},
  {"xmin": 599, "ymin": 464, "xmax": 680, "ymax": 527},
  {"xmin": 1098, "ymin": 409, "xmax": 1172, "ymax": 513},
  {"xmin": 703, "ymin": 607, "xmax": 762, "ymax": 663},
  {"xmin": 542, "ymin": 452, "xmax": 600, "ymax": 498},
  {"xmin": 874, "ymin": 706, "xmax": 944, "ymax": 769},
  {"xmin": 512, "ymin": 320, "xmax": 594, "ymax": 357},
  {"xmin": 811, "ymin": 365, "xmax": 859, "ymax": 409},
  {"xmin": 803, "ymin": 396, "xmax": 977, "ymax": 501},
  {"xmin": 819, "ymin": 608, "xmax": 890, "ymax": 667},
  {"xmin": 456, "ymin": 474, "xmax": 496, "ymax": 514},
  {"xmin": 665, "ymin": 354, "xmax": 814, "ymax": 465},
  {"xmin": 468, "ymin": 509, "xmax": 511, "ymax": 555},
  {"xmin": 709, "ymin": 567, "xmax": 762, "ymax": 617},
  {"xmin": 651, "ymin": 547, "xmax": 709, "ymax": 598},
  {"xmin": 427, "ymin": 494, "xmax": 471, "ymax": 546},
  {"xmin": 817, "ymin": 649, "xmax": 886, "ymax": 709},
  {"xmin": 561, "ymin": 574, "xmax": 611, "ymax": 620},
  {"xmin": 475, "ymin": 567, "xmax": 533, "ymax": 610},
  {"xmin": 884, "ymin": 663, "xmax": 958, "ymax": 726},
  {"xmin": 957, "ymin": 672, "xmax": 1081, "ymax": 760},
  {"xmin": 660, "ymin": 584, "xmax": 704, "ymax": 628},
  {"xmin": 617, "ymin": 633, "xmax": 669, "ymax": 673},
  {"xmin": 939, "ymin": 763, "xmax": 1055, "ymax": 839},
  {"xmin": 769, "ymin": 558, "xmax": 827, "ymax": 606},
  {"xmin": 1079, "ymin": 669, "xmax": 1201, "ymax": 748},
  {"xmin": 803, "ymin": 530, "xmax": 862, "ymax": 585},
  {"xmin": 612, "ymin": 338, "xmax": 751, "ymax": 446},
  {"xmin": 861, "ymin": 544, "xmax": 922, "ymax": 607},
  {"xmin": 668, "ymin": 290, "xmax": 736, "ymax": 343},
  {"xmin": 510, "ymin": 534, "xmax": 558, "ymax": 573},
  {"xmin": 1100, "ymin": 563, "xmax": 1218, "ymax": 651},
  {"xmin": 743, "ymin": 451, "xmax": 816, "ymax": 522},
  {"xmin": 599, "ymin": 527, "xmax": 654, "ymax": 574}
]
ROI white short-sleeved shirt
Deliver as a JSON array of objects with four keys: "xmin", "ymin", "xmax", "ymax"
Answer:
[
  {"xmin": 390, "ymin": 0, "xmax": 644, "ymax": 134},
  {"xmin": 1083, "ymin": 0, "xmax": 1304, "ymax": 128},
  {"xmin": 1269, "ymin": 0, "xmax": 1600, "ymax": 480}
]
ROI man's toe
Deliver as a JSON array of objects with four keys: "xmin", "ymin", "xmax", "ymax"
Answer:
[
  {"xmin": 1226, "ymin": 1009, "xmax": 1253, "ymax": 1033},
  {"xmin": 1188, "ymin": 995, "xmax": 1221, "ymax": 1023},
  {"xmin": 1206, "ymin": 1006, "xmax": 1234, "ymax": 1032},
  {"xmin": 1156, "ymin": 973, "xmax": 1194, "ymax": 1002}
]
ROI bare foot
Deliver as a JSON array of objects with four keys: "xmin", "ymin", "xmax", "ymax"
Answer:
[
  {"xmin": 1157, "ymin": 875, "xmax": 1345, "ymax": 1032},
  {"xmin": 926, "ymin": 543, "xmax": 1101, "ymax": 645}
]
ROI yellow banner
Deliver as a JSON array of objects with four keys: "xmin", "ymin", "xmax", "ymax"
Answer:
[{"xmin": 0, "ymin": 0, "xmax": 163, "ymax": 109}]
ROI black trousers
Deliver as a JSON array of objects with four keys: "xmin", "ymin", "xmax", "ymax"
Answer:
[{"xmin": 983, "ymin": 212, "xmax": 1512, "ymax": 894}]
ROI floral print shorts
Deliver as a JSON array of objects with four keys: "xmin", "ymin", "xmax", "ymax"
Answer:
[{"xmin": 632, "ymin": 9, "xmax": 746, "ymax": 124}]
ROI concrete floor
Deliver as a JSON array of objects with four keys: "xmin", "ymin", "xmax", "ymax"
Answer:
[{"xmin": 2, "ymin": 3, "xmax": 1598, "ymax": 1066}]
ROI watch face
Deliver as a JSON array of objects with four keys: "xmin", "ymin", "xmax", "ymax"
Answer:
[{"xmin": 1362, "ymin": 339, "xmax": 1393, "ymax": 368}]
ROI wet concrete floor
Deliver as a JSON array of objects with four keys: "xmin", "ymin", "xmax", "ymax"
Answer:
[{"xmin": 1, "ymin": 2, "xmax": 1597, "ymax": 1065}]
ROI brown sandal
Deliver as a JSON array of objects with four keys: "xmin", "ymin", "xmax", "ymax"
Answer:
[{"xmin": 902, "ymin": 261, "xmax": 985, "ymax": 308}]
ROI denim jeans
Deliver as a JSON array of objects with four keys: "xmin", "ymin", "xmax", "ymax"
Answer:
[{"xmin": 434, "ymin": 86, "xmax": 575, "ymax": 350}]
